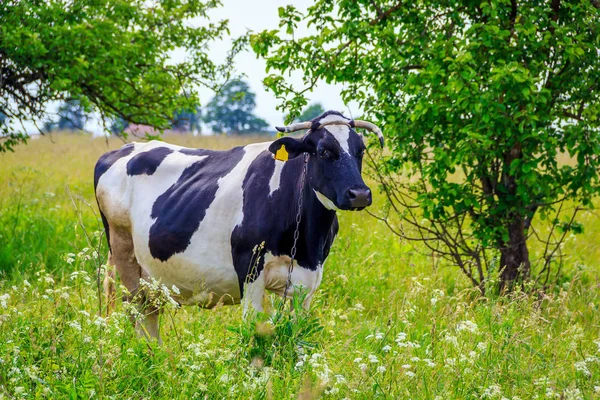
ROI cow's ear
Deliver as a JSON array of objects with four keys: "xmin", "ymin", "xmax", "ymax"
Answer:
[{"xmin": 268, "ymin": 137, "xmax": 310, "ymax": 161}]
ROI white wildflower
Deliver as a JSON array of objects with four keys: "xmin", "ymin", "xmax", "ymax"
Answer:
[
  {"xmin": 562, "ymin": 388, "xmax": 583, "ymax": 400},
  {"xmin": 401, "ymin": 364, "xmax": 411, "ymax": 369},
  {"xmin": 0, "ymin": 294, "xmax": 9, "ymax": 309},
  {"xmin": 68, "ymin": 321, "xmax": 82, "ymax": 332},
  {"xmin": 353, "ymin": 357, "xmax": 363, "ymax": 363},
  {"xmin": 574, "ymin": 361, "xmax": 591, "ymax": 377},
  {"xmin": 377, "ymin": 366, "xmax": 386, "ymax": 373},
  {"xmin": 481, "ymin": 384, "xmax": 502, "ymax": 398},
  {"xmin": 368, "ymin": 354, "xmax": 379, "ymax": 363},
  {"xmin": 405, "ymin": 371, "xmax": 416, "ymax": 377},
  {"xmin": 457, "ymin": 320, "xmax": 478, "ymax": 333},
  {"xmin": 94, "ymin": 316, "xmax": 107, "ymax": 328},
  {"xmin": 382, "ymin": 345, "xmax": 392, "ymax": 352},
  {"xmin": 359, "ymin": 363, "xmax": 367, "ymax": 373},
  {"xmin": 444, "ymin": 335, "xmax": 459, "ymax": 346},
  {"xmin": 395, "ymin": 332, "xmax": 407, "ymax": 344},
  {"xmin": 423, "ymin": 359, "xmax": 436, "ymax": 368}
]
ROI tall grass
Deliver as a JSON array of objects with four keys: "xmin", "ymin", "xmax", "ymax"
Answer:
[{"xmin": 1, "ymin": 134, "xmax": 599, "ymax": 399}]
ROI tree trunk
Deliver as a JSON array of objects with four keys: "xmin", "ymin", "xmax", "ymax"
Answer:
[{"xmin": 499, "ymin": 216, "xmax": 530, "ymax": 290}]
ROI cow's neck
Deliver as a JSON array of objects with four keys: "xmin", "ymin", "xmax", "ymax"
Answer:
[{"xmin": 287, "ymin": 156, "xmax": 337, "ymax": 267}]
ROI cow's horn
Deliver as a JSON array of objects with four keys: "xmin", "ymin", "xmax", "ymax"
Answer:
[
  {"xmin": 275, "ymin": 121, "xmax": 312, "ymax": 133},
  {"xmin": 352, "ymin": 120, "xmax": 385, "ymax": 148}
]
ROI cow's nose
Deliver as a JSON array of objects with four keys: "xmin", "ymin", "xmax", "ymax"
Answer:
[{"xmin": 347, "ymin": 188, "xmax": 372, "ymax": 208}]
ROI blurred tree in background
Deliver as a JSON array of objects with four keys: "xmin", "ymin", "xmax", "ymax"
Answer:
[
  {"xmin": 253, "ymin": 0, "xmax": 600, "ymax": 292},
  {"xmin": 109, "ymin": 116, "xmax": 130, "ymax": 136},
  {"xmin": 173, "ymin": 106, "xmax": 203, "ymax": 133},
  {"xmin": 0, "ymin": 0, "xmax": 238, "ymax": 151},
  {"xmin": 203, "ymin": 78, "xmax": 269, "ymax": 134},
  {"xmin": 289, "ymin": 102, "xmax": 325, "ymax": 122},
  {"xmin": 57, "ymin": 100, "xmax": 87, "ymax": 131}
]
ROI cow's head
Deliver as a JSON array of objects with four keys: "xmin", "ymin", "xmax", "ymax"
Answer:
[{"xmin": 269, "ymin": 111, "xmax": 384, "ymax": 211}]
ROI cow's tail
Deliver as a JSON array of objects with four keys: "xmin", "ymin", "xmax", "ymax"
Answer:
[{"xmin": 104, "ymin": 250, "xmax": 116, "ymax": 316}]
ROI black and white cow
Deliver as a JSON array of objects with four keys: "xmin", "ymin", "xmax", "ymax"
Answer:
[{"xmin": 94, "ymin": 111, "xmax": 384, "ymax": 340}]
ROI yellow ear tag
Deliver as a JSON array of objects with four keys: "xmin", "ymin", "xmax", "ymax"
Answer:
[{"xmin": 275, "ymin": 144, "xmax": 289, "ymax": 161}]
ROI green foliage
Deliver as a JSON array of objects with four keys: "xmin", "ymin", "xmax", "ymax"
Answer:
[
  {"xmin": 252, "ymin": 0, "xmax": 600, "ymax": 290},
  {"xmin": 203, "ymin": 78, "xmax": 269, "ymax": 134},
  {"xmin": 0, "ymin": 0, "xmax": 235, "ymax": 151}
]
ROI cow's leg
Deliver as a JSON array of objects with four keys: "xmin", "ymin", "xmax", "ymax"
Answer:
[
  {"xmin": 284, "ymin": 265, "xmax": 324, "ymax": 311},
  {"xmin": 103, "ymin": 251, "xmax": 116, "ymax": 316},
  {"xmin": 138, "ymin": 268, "xmax": 161, "ymax": 341},
  {"xmin": 109, "ymin": 227, "xmax": 161, "ymax": 343},
  {"xmin": 242, "ymin": 273, "xmax": 265, "ymax": 317}
]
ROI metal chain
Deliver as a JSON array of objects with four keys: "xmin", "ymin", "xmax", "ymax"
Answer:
[{"xmin": 281, "ymin": 152, "xmax": 309, "ymax": 309}]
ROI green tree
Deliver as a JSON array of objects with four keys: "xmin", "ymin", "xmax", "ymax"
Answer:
[
  {"xmin": 252, "ymin": 1, "xmax": 600, "ymax": 292},
  {"xmin": 203, "ymin": 78, "xmax": 269, "ymax": 134},
  {"xmin": 0, "ymin": 0, "xmax": 236, "ymax": 152}
]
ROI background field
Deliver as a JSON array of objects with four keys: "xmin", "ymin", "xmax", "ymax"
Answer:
[{"xmin": 1, "ymin": 134, "xmax": 600, "ymax": 399}]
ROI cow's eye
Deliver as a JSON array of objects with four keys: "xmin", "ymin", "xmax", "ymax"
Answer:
[{"xmin": 319, "ymin": 149, "xmax": 331, "ymax": 159}]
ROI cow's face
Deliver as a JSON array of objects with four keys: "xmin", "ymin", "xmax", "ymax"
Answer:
[{"xmin": 269, "ymin": 121, "xmax": 372, "ymax": 211}]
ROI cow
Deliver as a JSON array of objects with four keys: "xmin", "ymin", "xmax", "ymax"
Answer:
[{"xmin": 94, "ymin": 111, "xmax": 384, "ymax": 341}]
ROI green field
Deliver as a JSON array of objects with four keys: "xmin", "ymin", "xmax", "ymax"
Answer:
[{"xmin": 1, "ymin": 134, "xmax": 600, "ymax": 399}]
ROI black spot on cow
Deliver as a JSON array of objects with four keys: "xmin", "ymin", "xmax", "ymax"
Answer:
[
  {"xmin": 94, "ymin": 143, "xmax": 135, "ymax": 190},
  {"xmin": 148, "ymin": 147, "xmax": 245, "ymax": 261},
  {"xmin": 126, "ymin": 147, "xmax": 173, "ymax": 176}
]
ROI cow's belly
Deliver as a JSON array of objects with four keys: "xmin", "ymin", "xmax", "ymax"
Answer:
[
  {"xmin": 137, "ymin": 250, "xmax": 241, "ymax": 306},
  {"xmin": 129, "ymin": 209, "xmax": 243, "ymax": 306}
]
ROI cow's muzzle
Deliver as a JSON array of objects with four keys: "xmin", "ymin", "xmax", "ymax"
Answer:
[{"xmin": 346, "ymin": 187, "xmax": 372, "ymax": 209}]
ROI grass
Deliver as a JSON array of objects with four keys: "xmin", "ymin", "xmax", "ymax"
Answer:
[{"xmin": 1, "ymin": 133, "xmax": 600, "ymax": 399}]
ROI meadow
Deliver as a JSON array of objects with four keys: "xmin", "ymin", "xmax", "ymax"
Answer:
[{"xmin": 1, "ymin": 133, "xmax": 600, "ymax": 399}]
